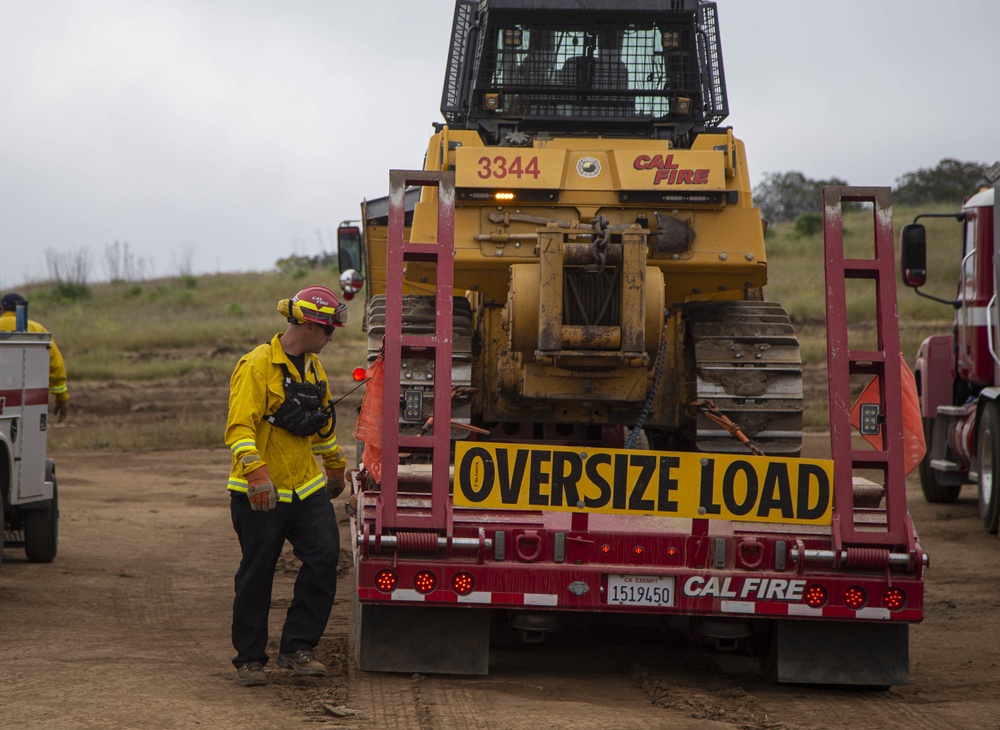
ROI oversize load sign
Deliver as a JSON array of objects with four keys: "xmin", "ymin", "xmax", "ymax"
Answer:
[{"xmin": 454, "ymin": 442, "xmax": 833, "ymax": 525}]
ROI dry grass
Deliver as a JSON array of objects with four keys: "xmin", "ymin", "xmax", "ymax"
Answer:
[
  {"xmin": 765, "ymin": 202, "xmax": 962, "ymax": 340},
  {"xmin": 53, "ymin": 414, "xmax": 229, "ymax": 452}
]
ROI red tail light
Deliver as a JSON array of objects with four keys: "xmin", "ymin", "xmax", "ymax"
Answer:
[
  {"xmin": 803, "ymin": 584, "xmax": 828, "ymax": 608},
  {"xmin": 414, "ymin": 571, "xmax": 437, "ymax": 594},
  {"xmin": 353, "ymin": 367, "xmax": 367, "ymax": 381},
  {"xmin": 452, "ymin": 572, "xmax": 475, "ymax": 596},
  {"xmin": 844, "ymin": 586, "xmax": 867, "ymax": 610},
  {"xmin": 375, "ymin": 570, "xmax": 397, "ymax": 593},
  {"xmin": 883, "ymin": 587, "xmax": 906, "ymax": 610}
]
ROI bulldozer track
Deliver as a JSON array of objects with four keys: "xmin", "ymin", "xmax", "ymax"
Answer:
[
  {"xmin": 366, "ymin": 294, "xmax": 474, "ymax": 340},
  {"xmin": 364, "ymin": 293, "xmax": 477, "ymax": 442},
  {"xmin": 685, "ymin": 301, "xmax": 803, "ymax": 456}
]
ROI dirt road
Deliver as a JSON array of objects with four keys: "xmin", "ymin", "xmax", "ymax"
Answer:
[{"xmin": 3, "ymin": 384, "xmax": 1000, "ymax": 729}]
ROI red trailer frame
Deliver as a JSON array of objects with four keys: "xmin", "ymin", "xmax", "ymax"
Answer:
[{"xmin": 349, "ymin": 180, "xmax": 926, "ymax": 685}]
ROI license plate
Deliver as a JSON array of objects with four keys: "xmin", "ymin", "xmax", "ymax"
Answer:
[{"xmin": 606, "ymin": 574, "xmax": 675, "ymax": 607}]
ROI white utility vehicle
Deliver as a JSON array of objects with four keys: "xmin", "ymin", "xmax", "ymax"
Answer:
[{"xmin": 1, "ymin": 321, "xmax": 59, "ymax": 565}]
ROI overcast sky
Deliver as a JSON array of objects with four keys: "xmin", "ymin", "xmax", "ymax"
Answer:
[{"xmin": 2, "ymin": 0, "xmax": 998, "ymax": 288}]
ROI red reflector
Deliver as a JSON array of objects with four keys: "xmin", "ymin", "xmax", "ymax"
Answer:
[
  {"xmin": 353, "ymin": 367, "xmax": 367, "ymax": 382},
  {"xmin": 883, "ymin": 587, "xmax": 906, "ymax": 610},
  {"xmin": 375, "ymin": 569, "xmax": 397, "ymax": 593},
  {"xmin": 844, "ymin": 586, "xmax": 867, "ymax": 610},
  {"xmin": 452, "ymin": 572, "xmax": 475, "ymax": 596},
  {"xmin": 803, "ymin": 584, "xmax": 828, "ymax": 608},
  {"xmin": 600, "ymin": 544, "xmax": 611, "ymax": 554},
  {"xmin": 666, "ymin": 547, "xmax": 678, "ymax": 557},
  {"xmin": 633, "ymin": 546, "xmax": 644, "ymax": 556},
  {"xmin": 413, "ymin": 570, "xmax": 437, "ymax": 594}
]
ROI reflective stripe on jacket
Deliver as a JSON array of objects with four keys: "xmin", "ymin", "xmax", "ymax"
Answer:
[
  {"xmin": 0, "ymin": 312, "xmax": 69, "ymax": 403},
  {"xmin": 225, "ymin": 333, "xmax": 346, "ymax": 503}
]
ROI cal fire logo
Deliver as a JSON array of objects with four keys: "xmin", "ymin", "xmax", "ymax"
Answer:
[
  {"xmin": 454, "ymin": 442, "xmax": 833, "ymax": 525},
  {"xmin": 633, "ymin": 154, "xmax": 710, "ymax": 185},
  {"xmin": 682, "ymin": 576, "xmax": 807, "ymax": 602}
]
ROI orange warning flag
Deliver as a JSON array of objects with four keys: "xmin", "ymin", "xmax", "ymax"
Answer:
[
  {"xmin": 849, "ymin": 354, "xmax": 926, "ymax": 476},
  {"xmin": 354, "ymin": 352, "xmax": 384, "ymax": 484}
]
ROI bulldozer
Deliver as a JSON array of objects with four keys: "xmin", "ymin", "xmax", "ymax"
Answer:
[{"xmin": 340, "ymin": 0, "xmax": 802, "ymax": 457}]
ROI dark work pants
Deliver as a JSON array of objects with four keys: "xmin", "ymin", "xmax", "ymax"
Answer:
[{"xmin": 230, "ymin": 490, "xmax": 339, "ymax": 666}]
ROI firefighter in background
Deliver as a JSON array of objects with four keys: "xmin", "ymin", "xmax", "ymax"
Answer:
[
  {"xmin": 0, "ymin": 292, "xmax": 70, "ymax": 421},
  {"xmin": 225, "ymin": 285, "xmax": 348, "ymax": 687}
]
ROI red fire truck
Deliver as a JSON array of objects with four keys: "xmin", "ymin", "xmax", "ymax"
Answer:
[{"xmin": 900, "ymin": 164, "xmax": 1000, "ymax": 530}]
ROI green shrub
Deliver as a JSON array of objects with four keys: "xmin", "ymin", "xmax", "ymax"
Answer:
[
  {"xmin": 793, "ymin": 212, "xmax": 823, "ymax": 237},
  {"xmin": 51, "ymin": 283, "xmax": 91, "ymax": 302}
]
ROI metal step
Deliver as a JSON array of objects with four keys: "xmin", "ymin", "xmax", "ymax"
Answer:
[
  {"xmin": 937, "ymin": 405, "xmax": 972, "ymax": 417},
  {"xmin": 930, "ymin": 459, "xmax": 962, "ymax": 473}
]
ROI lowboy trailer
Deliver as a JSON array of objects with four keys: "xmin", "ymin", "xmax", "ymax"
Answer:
[{"xmin": 348, "ymin": 183, "xmax": 926, "ymax": 687}]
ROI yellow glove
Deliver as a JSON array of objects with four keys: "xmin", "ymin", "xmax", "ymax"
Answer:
[
  {"xmin": 246, "ymin": 465, "xmax": 277, "ymax": 512},
  {"xmin": 325, "ymin": 466, "xmax": 346, "ymax": 499}
]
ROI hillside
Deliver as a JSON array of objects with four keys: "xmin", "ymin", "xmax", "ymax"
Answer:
[{"xmin": 11, "ymin": 201, "xmax": 965, "ymax": 451}]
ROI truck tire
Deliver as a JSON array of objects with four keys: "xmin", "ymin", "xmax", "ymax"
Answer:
[
  {"xmin": 919, "ymin": 418, "xmax": 961, "ymax": 503},
  {"xmin": 25, "ymin": 481, "xmax": 58, "ymax": 563},
  {"xmin": 978, "ymin": 402, "xmax": 1000, "ymax": 533}
]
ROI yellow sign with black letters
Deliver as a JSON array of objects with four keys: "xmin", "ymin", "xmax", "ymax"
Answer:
[{"xmin": 454, "ymin": 442, "xmax": 834, "ymax": 525}]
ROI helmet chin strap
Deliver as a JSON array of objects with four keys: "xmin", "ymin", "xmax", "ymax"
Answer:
[{"xmin": 285, "ymin": 296, "xmax": 307, "ymax": 325}]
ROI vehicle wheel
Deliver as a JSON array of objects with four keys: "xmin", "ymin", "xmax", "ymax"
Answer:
[
  {"xmin": 25, "ymin": 480, "xmax": 58, "ymax": 563},
  {"xmin": 918, "ymin": 417, "xmax": 961, "ymax": 503},
  {"xmin": 978, "ymin": 403, "xmax": 1000, "ymax": 533}
]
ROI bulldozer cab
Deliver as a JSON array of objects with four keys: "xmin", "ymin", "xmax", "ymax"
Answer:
[{"xmin": 441, "ymin": 0, "xmax": 728, "ymax": 144}]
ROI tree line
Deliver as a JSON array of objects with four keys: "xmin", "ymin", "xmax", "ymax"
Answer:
[{"xmin": 755, "ymin": 159, "xmax": 992, "ymax": 223}]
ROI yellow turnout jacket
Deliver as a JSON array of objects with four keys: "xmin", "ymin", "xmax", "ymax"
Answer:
[{"xmin": 226, "ymin": 333, "xmax": 346, "ymax": 502}]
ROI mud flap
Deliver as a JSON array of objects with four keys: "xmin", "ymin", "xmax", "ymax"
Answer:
[
  {"xmin": 355, "ymin": 601, "xmax": 491, "ymax": 675},
  {"xmin": 762, "ymin": 620, "xmax": 908, "ymax": 687}
]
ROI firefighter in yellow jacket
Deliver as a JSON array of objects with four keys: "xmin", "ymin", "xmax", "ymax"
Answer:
[
  {"xmin": 225, "ymin": 284, "xmax": 348, "ymax": 687},
  {"xmin": 0, "ymin": 293, "xmax": 69, "ymax": 421}
]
